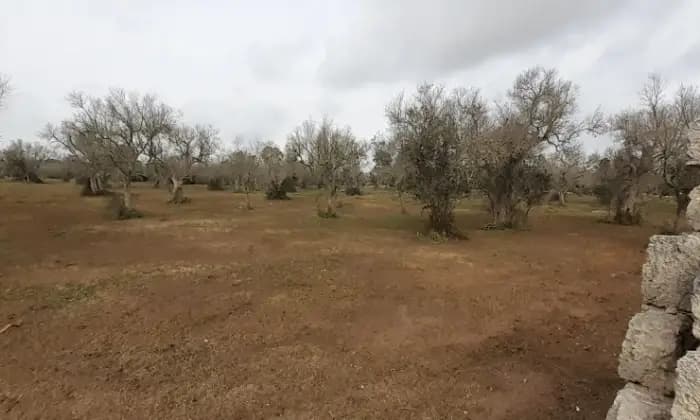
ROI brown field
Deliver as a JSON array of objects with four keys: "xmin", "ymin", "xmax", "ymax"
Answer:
[{"xmin": 0, "ymin": 182, "xmax": 675, "ymax": 419}]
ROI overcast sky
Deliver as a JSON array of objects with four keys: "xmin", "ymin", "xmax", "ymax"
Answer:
[{"xmin": 1, "ymin": 0, "xmax": 699, "ymax": 152}]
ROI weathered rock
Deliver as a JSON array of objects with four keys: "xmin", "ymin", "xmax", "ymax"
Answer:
[
  {"xmin": 686, "ymin": 123, "xmax": 700, "ymax": 167},
  {"xmin": 686, "ymin": 187, "xmax": 700, "ymax": 232},
  {"xmin": 606, "ymin": 383, "xmax": 672, "ymax": 420},
  {"xmin": 693, "ymin": 277, "xmax": 700, "ymax": 340},
  {"xmin": 618, "ymin": 309, "xmax": 689, "ymax": 394},
  {"xmin": 642, "ymin": 234, "xmax": 700, "ymax": 313},
  {"xmin": 671, "ymin": 351, "xmax": 700, "ymax": 420}
]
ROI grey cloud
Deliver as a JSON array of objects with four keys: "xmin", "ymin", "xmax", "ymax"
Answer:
[
  {"xmin": 1, "ymin": 0, "xmax": 699, "ymax": 153},
  {"xmin": 247, "ymin": 41, "xmax": 312, "ymax": 82},
  {"xmin": 318, "ymin": 0, "xmax": 640, "ymax": 88}
]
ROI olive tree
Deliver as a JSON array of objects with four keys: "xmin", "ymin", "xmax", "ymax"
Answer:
[
  {"xmin": 475, "ymin": 67, "xmax": 602, "ymax": 228},
  {"xmin": 41, "ymin": 123, "xmax": 110, "ymax": 195},
  {"xmin": 370, "ymin": 134, "xmax": 395, "ymax": 187},
  {"xmin": 605, "ymin": 110, "xmax": 656, "ymax": 224},
  {"xmin": 600, "ymin": 75, "xmax": 700, "ymax": 227},
  {"xmin": 287, "ymin": 118, "xmax": 363, "ymax": 217},
  {"xmin": 641, "ymin": 75, "xmax": 700, "ymax": 230},
  {"xmin": 259, "ymin": 144, "xmax": 289, "ymax": 199},
  {"xmin": 547, "ymin": 141, "xmax": 586, "ymax": 205},
  {"xmin": 370, "ymin": 132, "xmax": 413, "ymax": 213},
  {"xmin": 386, "ymin": 84, "xmax": 484, "ymax": 236},
  {"xmin": 341, "ymin": 140, "xmax": 367, "ymax": 196},
  {"xmin": 56, "ymin": 89, "xmax": 175, "ymax": 215},
  {"xmin": 164, "ymin": 124, "xmax": 218, "ymax": 203},
  {"xmin": 226, "ymin": 147, "xmax": 260, "ymax": 210},
  {"xmin": 0, "ymin": 139, "xmax": 49, "ymax": 182}
]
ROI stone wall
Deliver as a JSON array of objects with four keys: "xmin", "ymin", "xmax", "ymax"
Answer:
[{"xmin": 607, "ymin": 125, "xmax": 700, "ymax": 420}]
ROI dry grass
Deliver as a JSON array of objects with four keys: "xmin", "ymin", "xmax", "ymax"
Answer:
[{"xmin": 0, "ymin": 181, "xmax": 673, "ymax": 419}]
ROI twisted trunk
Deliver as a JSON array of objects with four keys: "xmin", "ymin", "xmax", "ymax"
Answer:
[
  {"xmin": 122, "ymin": 181, "xmax": 132, "ymax": 210},
  {"xmin": 318, "ymin": 174, "xmax": 337, "ymax": 218},
  {"xmin": 558, "ymin": 191, "xmax": 566, "ymax": 206},
  {"xmin": 613, "ymin": 183, "xmax": 641, "ymax": 225},
  {"xmin": 325, "ymin": 191, "xmax": 336, "ymax": 216},
  {"xmin": 490, "ymin": 193, "xmax": 515, "ymax": 228},
  {"xmin": 427, "ymin": 196, "xmax": 462, "ymax": 237},
  {"xmin": 168, "ymin": 176, "xmax": 186, "ymax": 204},
  {"xmin": 398, "ymin": 189, "xmax": 407, "ymax": 214},
  {"xmin": 84, "ymin": 174, "xmax": 105, "ymax": 195},
  {"xmin": 244, "ymin": 184, "xmax": 253, "ymax": 210}
]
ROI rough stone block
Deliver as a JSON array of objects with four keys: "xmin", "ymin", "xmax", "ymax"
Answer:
[
  {"xmin": 606, "ymin": 383, "xmax": 672, "ymax": 420},
  {"xmin": 686, "ymin": 187, "xmax": 700, "ymax": 231},
  {"xmin": 671, "ymin": 351, "xmax": 700, "ymax": 420},
  {"xmin": 642, "ymin": 234, "xmax": 700, "ymax": 313},
  {"xmin": 618, "ymin": 309, "xmax": 689, "ymax": 394},
  {"xmin": 693, "ymin": 277, "xmax": 700, "ymax": 340},
  {"xmin": 687, "ymin": 124, "xmax": 700, "ymax": 166}
]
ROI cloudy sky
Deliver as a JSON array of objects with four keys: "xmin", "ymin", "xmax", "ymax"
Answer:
[{"xmin": 1, "ymin": 0, "xmax": 699, "ymax": 152}]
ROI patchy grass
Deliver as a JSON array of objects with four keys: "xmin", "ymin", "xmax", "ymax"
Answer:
[
  {"xmin": 0, "ymin": 181, "xmax": 675, "ymax": 419},
  {"xmin": 3, "ymin": 282, "xmax": 97, "ymax": 309}
]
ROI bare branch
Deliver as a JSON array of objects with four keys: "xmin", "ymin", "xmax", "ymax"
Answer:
[{"xmin": 0, "ymin": 74, "xmax": 11, "ymax": 110}]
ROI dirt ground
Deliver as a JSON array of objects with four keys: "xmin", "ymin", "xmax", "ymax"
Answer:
[{"xmin": 0, "ymin": 181, "xmax": 672, "ymax": 419}]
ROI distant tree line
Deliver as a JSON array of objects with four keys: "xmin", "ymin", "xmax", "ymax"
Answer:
[{"xmin": 1, "ymin": 68, "xmax": 699, "ymax": 232}]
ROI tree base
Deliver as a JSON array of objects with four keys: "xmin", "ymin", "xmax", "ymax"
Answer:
[
  {"xmin": 613, "ymin": 211, "xmax": 642, "ymax": 225},
  {"xmin": 317, "ymin": 209, "xmax": 338, "ymax": 218},
  {"xmin": 419, "ymin": 228, "xmax": 467, "ymax": 241},
  {"xmin": 13, "ymin": 173, "xmax": 43, "ymax": 183},
  {"xmin": 108, "ymin": 194, "xmax": 143, "ymax": 220},
  {"xmin": 168, "ymin": 197, "xmax": 191, "ymax": 205},
  {"xmin": 168, "ymin": 185, "xmax": 190, "ymax": 205},
  {"xmin": 80, "ymin": 186, "xmax": 109, "ymax": 197},
  {"xmin": 345, "ymin": 186, "xmax": 362, "ymax": 196},
  {"xmin": 265, "ymin": 184, "xmax": 290, "ymax": 200},
  {"xmin": 207, "ymin": 177, "xmax": 226, "ymax": 191},
  {"xmin": 117, "ymin": 208, "xmax": 144, "ymax": 220}
]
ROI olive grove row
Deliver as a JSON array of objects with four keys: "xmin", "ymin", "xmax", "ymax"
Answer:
[{"xmin": 1, "ymin": 68, "xmax": 699, "ymax": 234}]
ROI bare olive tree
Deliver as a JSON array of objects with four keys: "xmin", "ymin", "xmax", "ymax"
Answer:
[
  {"xmin": 41, "ymin": 123, "xmax": 110, "ymax": 195},
  {"xmin": 287, "ymin": 118, "xmax": 363, "ymax": 217},
  {"xmin": 599, "ymin": 75, "xmax": 700, "ymax": 227},
  {"xmin": 57, "ymin": 89, "xmax": 175, "ymax": 216},
  {"xmin": 164, "ymin": 124, "xmax": 218, "ymax": 203},
  {"xmin": 548, "ymin": 141, "xmax": 586, "ymax": 205},
  {"xmin": 605, "ymin": 110, "xmax": 656, "ymax": 224},
  {"xmin": 641, "ymin": 75, "xmax": 700, "ymax": 230},
  {"xmin": 475, "ymin": 67, "xmax": 602, "ymax": 228},
  {"xmin": 369, "ymin": 133, "xmax": 414, "ymax": 213},
  {"xmin": 342, "ymin": 140, "xmax": 367, "ymax": 196},
  {"xmin": 370, "ymin": 134, "xmax": 395, "ymax": 187},
  {"xmin": 387, "ymin": 84, "xmax": 485, "ymax": 236},
  {"xmin": 226, "ymin": 145, "xmax": 260, "ymax": 210},
  {"xmin": 0, "ymin": 139, "xmax": 49, "ymax": 182},
  {"xmin": 260, "ymin": 143, "xmax": 289, "ymax": 199}
]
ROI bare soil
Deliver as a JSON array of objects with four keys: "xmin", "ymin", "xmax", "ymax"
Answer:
[{"xmin": 0, "ymin": 182, "xmax": 668, "ymax": 419}]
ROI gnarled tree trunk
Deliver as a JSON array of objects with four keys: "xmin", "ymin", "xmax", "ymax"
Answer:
[
  {"xmin": 398, "ymin": 189, "xmax": 407, "ymax": 214},
  {"xmin": 490, "ymin": 192, "xmax": 516, "ymax": 228},
  {"xmin": 81, "ymin": 174, "xmax": 105, "ymax": 196},
  {"xmin": 557, "ymin": 191, "xmax": 566, "ymax": 206},
  {"xmin": 613, "ymin": 183, "xmax": 641, "ymax": 225},
  {"xmin": 110, "ymin": 179, "xmax": 141, "ymax": 219},
  {"xmin": 122, "ymin": 181, "xmax": 133, "ymax": 210},
  {"xmin": 244, "ymin": 185, "xmax": 253, "ymax": 210},
  {"xmin": 427, "ymin": 197, "xmax": 461, "ymax": 237},
  {"xmin": 168, "ymin": 176, "xmax": 187, "ymax": 204},
  {"xmin": 89, "ymin": 175, "xmax": 103, "ymax": 194},
  {"xmin": 325, "ymin": 191, "xmax": 336, "ymax": 216}
]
